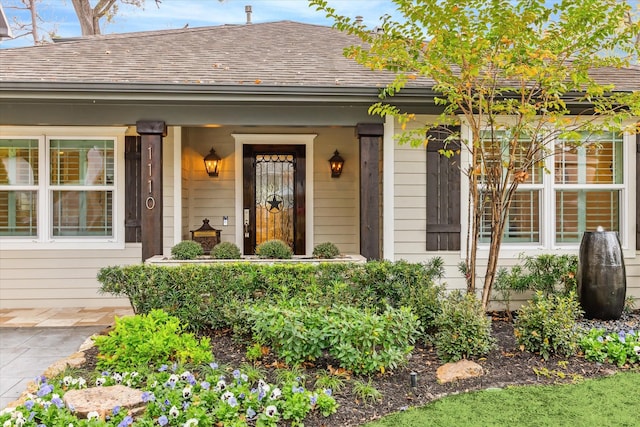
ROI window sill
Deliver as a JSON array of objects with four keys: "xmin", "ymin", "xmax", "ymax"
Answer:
[
  {"xmin": 0, "ymin": 240, "xmax": 125, "ymax": 251},
  {"xmin": 471, "ymin": 246, "xmax": 636, "ymax": 260}
]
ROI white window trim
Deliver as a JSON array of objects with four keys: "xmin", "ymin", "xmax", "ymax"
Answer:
[
  {"xmin": 459, "ymin": 121, "xmax": 636, "ymax": 259},
  {"xmin": 232, "ymin": 133, "xmax": 316, "ymax": 256},
  {"xmin": 0, "ymin": 126, "xmax": 127, "ymax": 250}
]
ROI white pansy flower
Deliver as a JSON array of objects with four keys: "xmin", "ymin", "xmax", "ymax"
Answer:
[
  {"xmin": 265, "ymin": 405, "xmax": 278, "ymax": 417},
  {"xmin": 169, "ymin": 405, "xmax": 180, "ymax": 418},
  {"xmin": 87, "ymin": 411, "xmax": 100, "ymax": 420},
  {"xmin": 182, "ymin": 385, "xmax": 192, "ymax": 399},
  {"xmin": 221, "ymin": 391, "xmax": 234, "ymax": 403},
  {"xmin": 258, "ymin": 379, "xmax": 270, "ymax": 393},
  {"xmin": 270, "ymin": 388, "xmax": 282, "ymax": 400}
]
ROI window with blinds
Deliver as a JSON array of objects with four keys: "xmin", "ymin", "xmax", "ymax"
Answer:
[
  {"xmin": 478, "ymin": 130, "xmax": 543, "ymax": 243},
  {"xmin": 554, "ymin": 132, "xmax": 622, "ymax": 243},
  {"xmin": 0, "ymin": 136, "xmax": 116, "ymax": 240},
  {"xmin": 476, "ymin": 130, "xmax": 623, "ymax": 246},
  {"xmin": 49, "ymin": 139, "xmax": 114, "ymax": 236},
  {"xmin": 0, "ymin": 139, "xmax": 39, "ymax": 237}
]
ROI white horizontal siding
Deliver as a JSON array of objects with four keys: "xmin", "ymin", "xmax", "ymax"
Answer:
[{"xmin": 0, "ymin": 245, "xmax": 141, "ymax": 308}]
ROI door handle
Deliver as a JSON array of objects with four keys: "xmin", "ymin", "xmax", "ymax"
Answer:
[{"xmin": 244, "ymin": 208, "xmax": 250, "ymax": 237}]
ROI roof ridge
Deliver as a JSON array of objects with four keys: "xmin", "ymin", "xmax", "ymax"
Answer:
[{"xmin": 45, "ymin": 20, "xmax": 334, "ymax": 45}]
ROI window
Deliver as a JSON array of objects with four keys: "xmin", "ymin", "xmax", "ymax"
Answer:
[
  {"xmin": 475, "ymin": 129, "xmax": 626, "ymax": 248},
  {"xmin": 554, "ymin": 132, "xmax": 622, "ymax": 243},
  {"xmin": 478, "ymin": 130, "xmax": 543, "ymax": 244},
  {"xmin": 0, "ymin": 131, "xmax": 119, "ymax": 245},
  {"xmin": 50, "ymin": 138, "xmax": 114, "ymax": 236},
  {"xmin": 0, "ymin": 138, "xmax": 39, "ymax": 237}
]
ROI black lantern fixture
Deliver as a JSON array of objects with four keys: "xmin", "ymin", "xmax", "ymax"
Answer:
[
  {"xmin": 329, "ymin": 150, "xmax": 344, "ymax": 178},
  {"xmin": 203, "ymin": 147, "xmax": 221, "ymax": 177}
]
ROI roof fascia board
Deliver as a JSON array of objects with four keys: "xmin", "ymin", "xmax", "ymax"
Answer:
[{"xmin": 0, "ymin": 82, "xmax": 439, "ymax": 103}]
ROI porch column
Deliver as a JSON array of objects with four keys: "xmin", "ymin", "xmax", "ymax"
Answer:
[
  {"xmin": 357, "ymin": 123, "xmax": 384, "ymax": 260},
  {"xmin": 136, "ymin": 120, "xmax": 167, "ymax": 262}
]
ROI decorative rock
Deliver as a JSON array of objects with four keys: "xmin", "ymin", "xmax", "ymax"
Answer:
[
  {"xmin": 78, "ymin": 336, "xmax": 96, "ymax": 352},
  {"xmin": 44, "ymin": 360, "xmax": 70, "ymax": 378},
  {"xmin": 66, "ymin": 352, "xmax": 87, "ymax": 368},
  {"xmin": 436, "ymin": 359, "xmax": 484, "ymax": 384},
  {"xmin": 43, "ymin": 352, "xmax": 86, "ymax": 378},
  {"xmin": 63, "ymin": 385, "xmax": 145, "ymax": 419}
]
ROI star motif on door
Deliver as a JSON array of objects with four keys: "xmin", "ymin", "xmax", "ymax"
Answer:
[{"xmin": 266, "ymin": 194, "xmax": 283, "ymax": 213}]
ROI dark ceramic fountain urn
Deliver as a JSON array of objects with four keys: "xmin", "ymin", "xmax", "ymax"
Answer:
[{"xmin": 577, "ymin": 227, "xmax": 626, "ymax": 320}]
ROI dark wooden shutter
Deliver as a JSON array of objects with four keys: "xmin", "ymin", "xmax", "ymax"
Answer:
[
  {"xmin": 125, "ymin": 135, "xmax": 142, "ymax": 243},
  {"xmin": 357, "ymin": 123, "xmax": 384, "ymax": 260},
  {"xmin": 636, "ymin": 133, "xmax": 640, "ymax": 250},
  {"xmin": 426, "ymin": 126, "xmax": 461, "ymax": 251}
]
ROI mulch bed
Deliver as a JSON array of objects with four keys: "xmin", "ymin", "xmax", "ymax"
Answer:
[
  {"xmin": 215, "ymin": 317, "xmax": 621, "ymax": 427},
  {"xmin": 83, "ymin": 313, "xmax": 631, "ymax": 427}
]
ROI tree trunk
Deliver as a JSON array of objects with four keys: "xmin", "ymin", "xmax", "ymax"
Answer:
[
  {"xmin": 481, "ymin": 226, "xmax": 503, "ymax": 310},
  {"xmin": 28, "ymin": 0, "xmax": 39, "ymax": 44},
  {"xmin": 466, "ymin": 149, "xmax": 481, "ymax": 294},
  {"xmin": 71, "ymin": 0, "xmax": 97, "ymax": 35}
]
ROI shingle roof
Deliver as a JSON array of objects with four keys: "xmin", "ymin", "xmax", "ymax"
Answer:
[
  {"xmin": 0, "ymin": 20, "xmax": 638, "ymax": 92},
  {"xmin": 0, "ymin": 21, "xmax": 399, "ymax": 88}
]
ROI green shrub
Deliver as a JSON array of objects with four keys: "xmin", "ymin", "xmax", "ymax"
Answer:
[
  {"xmin": 326, "ymin": 305, "xmax": 419, "ymax": 374},
  {"xmin": 348, "ymin": 259, "xmax": 445, "ymax": 334},
  {"xmin": 92, "ymin": 309, "xmax": 213, "ymax": 372},
  {"xmin": 247, "ymin": 302, "xmax": 328, "ymax": 366},
  {"xmin": 247, "ymin": 302, "xmax": 419, "ymax": 374},
  {"xmin": 312, "ymin": 242, "xmax": 341, "ymax": 259},
  {"xmin": 514, "ymin": 291, "xmax": 583, "ymax": 360},
  {"xmin": 495, "ymin": 254, "xmax": 578, "ymax": 299},
  {"xmin": 170, "ymin": 240, "xmax": 203, "ymax": 260},
  {"xmin": 97, "ymin": 260, "xmax": 444, "ymax": 335},
  {"xmin": 210, "ymin": 241, "xmax": 242, "ymax": 259},
  {"xmin": 255, "ymin": 239, "xmax": 293, "ymax": 259},
  {"xmin": 433, "ymin": 291, "xmax": 495, "ymax": 362}
]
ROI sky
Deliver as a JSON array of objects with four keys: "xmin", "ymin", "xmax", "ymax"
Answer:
[{"xmin": 0, "ymin": 0, "xmax": 401, "ymax": 49}]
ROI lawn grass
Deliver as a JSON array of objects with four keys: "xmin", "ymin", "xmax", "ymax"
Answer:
[{"xmin": 365, "ymin": 372, "xmax": 640, "ymax": 427}]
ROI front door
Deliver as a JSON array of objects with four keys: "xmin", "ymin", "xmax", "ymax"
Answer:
[{"xmin": 243, "ymin": 144, "xmax": 305, "ymax": 255}]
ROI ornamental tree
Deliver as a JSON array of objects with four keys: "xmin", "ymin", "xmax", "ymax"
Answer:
[{"xmin": 312, "ymin": 0, "xmax": 640, "ymax": 309}]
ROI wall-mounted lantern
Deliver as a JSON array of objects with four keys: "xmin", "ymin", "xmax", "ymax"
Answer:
[
  {"xmin": 204, "ymin": 147, "xmax": 221, "ymax": 177},
  {"xmin": 329, "ymin": 150, "xmax": 344, "ymax": 178}
]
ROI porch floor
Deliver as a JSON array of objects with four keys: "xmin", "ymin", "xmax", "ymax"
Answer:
[{"xmin": 0, "ymin": 306, "xmax": 133, "ymax": 328}]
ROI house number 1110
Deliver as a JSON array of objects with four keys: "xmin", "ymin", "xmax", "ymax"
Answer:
[{"xmin": 145, "ymin": 144, "xmax": 156, "ymax": 210}]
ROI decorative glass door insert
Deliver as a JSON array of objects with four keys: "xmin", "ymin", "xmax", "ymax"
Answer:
[
  {"xmin": 243, "ymin": 144, "xmax": 305, "ymax": 255},
  {"xmin": 255, "ymin": 153, "xmax": 294, "ymax": 247}
]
